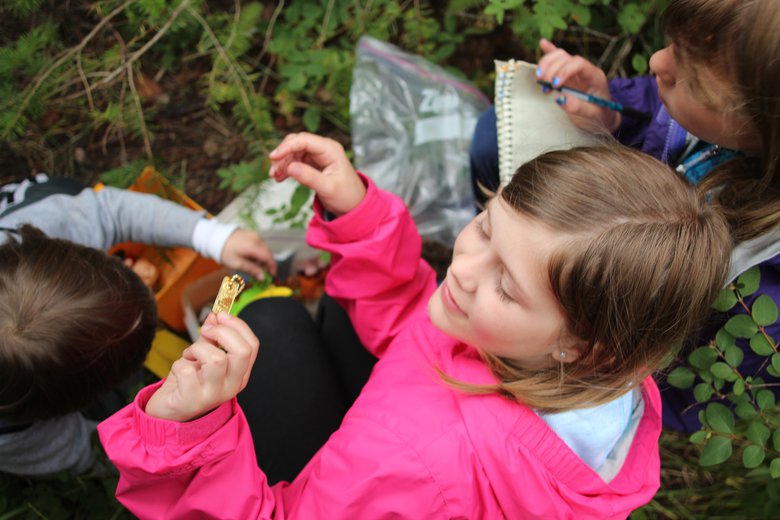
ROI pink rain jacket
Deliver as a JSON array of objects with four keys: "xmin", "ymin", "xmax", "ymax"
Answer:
[{"xmin": 99, "ymin": 176, "xmax": 662, "ymax": 519}]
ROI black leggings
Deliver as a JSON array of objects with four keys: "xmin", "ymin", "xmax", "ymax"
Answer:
[{"xmin": 236, "ymin": 294, "xmax": 376, "ymax": 485}]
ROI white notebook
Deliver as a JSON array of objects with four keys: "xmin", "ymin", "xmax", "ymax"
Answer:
[{"xmin": 495, "ymin": 59, "xmax": 600, "ymax": 186}]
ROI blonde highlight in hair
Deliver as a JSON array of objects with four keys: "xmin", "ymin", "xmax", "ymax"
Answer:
[{"xmin": 445, "ymin": 146, "xmax": 731, "ymax": 412}]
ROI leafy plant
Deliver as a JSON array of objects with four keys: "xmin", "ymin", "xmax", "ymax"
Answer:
[
  {"xmin": 666, "ymin": 266, "xmax": 780, "ymax": 476},
  {"xmin": 482, "ymin": 0, "xmax": 667, "ymax": 75},
  {"xmin": 0, "ymin": 435, "xmax": 132, "ymax": 519}
]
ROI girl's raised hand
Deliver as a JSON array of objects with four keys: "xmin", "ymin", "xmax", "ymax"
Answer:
[
  {"xmin": 537, "ymin": 38, "xmax": 620, "ymax": 133},
  {"xmin": 145, "ymin": 312, "xmax": 260, "ymax": 422},
  {"xmin": 268, "ymin": 132, "xmax": 367, "ymax": 216}
]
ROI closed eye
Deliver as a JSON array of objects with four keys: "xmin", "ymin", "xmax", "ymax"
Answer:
[{"xmin": 495, "ymin": 269, "xmax": 514, "ymax": 303}]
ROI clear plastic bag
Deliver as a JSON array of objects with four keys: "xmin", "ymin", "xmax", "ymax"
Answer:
[{"xmin": 350, "ymin": 36, "xmax": 490, "ymax": 247}]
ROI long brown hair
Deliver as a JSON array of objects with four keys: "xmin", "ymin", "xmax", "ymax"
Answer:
[
  {"xmin": 0, "ymin": 226, "xmax": 157, "ymax": 422},
  {"xmin": 449, "ymin": 146, "xmax": 731, "ymax": 412},
  {"xmin": 665, "ymin": 0, "xmax": 780, "ymax": 242}
]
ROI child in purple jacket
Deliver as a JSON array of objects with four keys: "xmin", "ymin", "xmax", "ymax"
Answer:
[{"xmin": 99, "ymin": 134, "xmax": 729, "ymax": 518}]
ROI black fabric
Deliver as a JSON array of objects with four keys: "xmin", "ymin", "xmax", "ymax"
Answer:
[
  {"xmin": 0, "ymin": 419, "xmax": 32, "ymax": 435},
  {"xmin": 237, "ymin": 295, "xmax": 375, "ymax": 485},
  {"xmin": 81, "ymin": 367, "xmax": 148, "ymax": 422},
  {"xmin": 0, "ymin": 176, "xmax": 86, "ymax": 218},
  {"xmin": 314, "ymin": 293, "xmax": 377, "ymax": 405}
]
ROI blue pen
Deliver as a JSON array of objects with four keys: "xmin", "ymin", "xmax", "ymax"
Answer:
[{"xmin": 537, "ymin": 79, "xmax": 651, "ymax": 122}]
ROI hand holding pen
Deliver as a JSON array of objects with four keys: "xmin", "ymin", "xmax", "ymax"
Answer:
[{"xmin": 535, "ymin": 38, "xmax": 649, "ymax": 132}]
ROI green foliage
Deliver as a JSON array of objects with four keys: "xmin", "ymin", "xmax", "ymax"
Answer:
[
  {"xmin": 483, "ymin": 0, "xmax": 667, "ymax": 75},
  {"xmin": 665, "ymin": 266, "xmax": 780, "ymax": 485},
  {"xmin": 1, "ymin": 0, "xmax": 669, "ymax": 223},
  {"xmin": 0, "ymin": 437, "xmax": 132, "ymax": 519}
]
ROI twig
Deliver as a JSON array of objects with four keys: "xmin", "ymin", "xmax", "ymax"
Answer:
[
  {"xmin": 187, "ymin": 4, "xmax": 263, "ymax": 151},
  {"xmin": 256, "ymin": 0, "xmax": 285, "ymax": 66},
  {"xmin": 606, "ymin": 35, "xmax": 636, "ymax": 78},
  {"xmin": 75, "ymin": 52, "xmax": 95, "ymax": 112},
  {"xmin": 6, "ymin": 0, "xmax": 135, "ymax": 135},
  {"xmin": 317, "ymin": 0, "xmax": 335, "ymax": 49},
  {"xmin": 95, "ymin": 0, "xmax": 192, "ymax": 88},
  {"xmin": 225, "ymin": 0, "xmax": 241, "ymax": 53},
  {"xmin": 127, "ymin": 65, "xmax": 153, "ymax": 159}
]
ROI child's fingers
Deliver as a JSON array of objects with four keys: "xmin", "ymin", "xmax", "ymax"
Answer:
[
  {"xmin": 168, "ymin": 357, "xmax": 201, "ymax": 395},
  {"xmin": 201, "ymin": 317, "xmax": 257, "ymax": 369},
  {"xmin": 555, "ymin": 56, "xmax": 608, "ymax": 93},
  {"xmin": 214, "ymin": 313, "xmax": 259, "ymax": 350},
  {"xmin": 270, "ymin": 133, "xmax": 343, "ymax": 169},
  {"xmin": 213, "ymin": 314, "xmax": 260, "ymax": 383},
  {"xmin": 202, "ymin": 312, "xmax": 219, "ymax": 330},
  {"xmin": 538, "ymin": 38, "xmax": 557, "ymax": 54},
  {"xmin": 284, "ymin": 161, "xmax": 330, "ymax": 193},
  {"xmin": 269, "ymin": 153, "xmax": 299, "ymax": 182}
]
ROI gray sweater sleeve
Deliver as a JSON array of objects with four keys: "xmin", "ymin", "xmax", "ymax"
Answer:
[
  {"xmin": 0, "ymin": 186, "xmax": 205, "ymax": 250},
  {"xmin": 0, "ymin": 414, "xmax": 94, "ymax": 476}
]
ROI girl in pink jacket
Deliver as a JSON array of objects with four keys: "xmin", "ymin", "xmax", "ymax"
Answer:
[{"xmin": 99, "ymin": 133, "xmax": 730, "ymax": 519}]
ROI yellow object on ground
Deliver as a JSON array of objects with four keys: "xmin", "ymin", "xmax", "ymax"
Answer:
[
  {"xmin": 145, "ymin": 328, "xmax": 191, "ymax": 379},
  {"xmin": 230, "ymin": 284, "xmax": 294, "ymax": 316},
  {"xmin": 105, "ymin": 167, "xmax": 221, "ymax": 378}
]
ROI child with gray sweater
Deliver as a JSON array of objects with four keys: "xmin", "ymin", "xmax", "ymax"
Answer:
[{"xmin": 0, "ymin": 175, "xmax": 275, "ymax": 476}]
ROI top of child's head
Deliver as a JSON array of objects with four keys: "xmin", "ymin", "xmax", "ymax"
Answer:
[
  {"xmin": 433, "ymin": 145, "xmax": 731, "ymax": 413},
  {"xmin": 0, "ymin": 225, "xmax": 157, "ymax": 423}
]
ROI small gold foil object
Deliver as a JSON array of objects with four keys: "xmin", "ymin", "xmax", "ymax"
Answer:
[{"xmin": 212, "ymin": 274, "xmax": 246, "ymax": 314}]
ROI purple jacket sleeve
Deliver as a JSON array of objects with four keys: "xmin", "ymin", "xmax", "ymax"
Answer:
[
  {"xmin": 306, "ymin": 173, "xmax": 439, "ymax": 357},
  {"xmin": 608, "ymin": 76, "xmax": 677, "ymax": 161}
]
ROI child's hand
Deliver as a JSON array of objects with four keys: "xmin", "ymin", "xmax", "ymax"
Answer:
[
  {"xmin": 537, "ymin": 38, "xmax": 621, "ymax": 133},
  {"xmin": 268, "ymin": 132, "xmax": 366, "ymax": 217},
  {"xmin": 145, "ymin": 313, "xmax": 260, "ymax": 422},
  {"xmin": 221, "ymin": 228, "xmax": 277, "ymax": 279}
]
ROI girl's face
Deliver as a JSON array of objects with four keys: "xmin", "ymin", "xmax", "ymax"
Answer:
[
  {"xmin": 428, "ymin": 197, "xmax": 581, "ymax": 369},
  {"xmin": 649, "ymin": 45, "xmax": 760, "ymax": 151}
]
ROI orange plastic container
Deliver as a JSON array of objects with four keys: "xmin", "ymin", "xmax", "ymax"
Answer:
[{"xmin": 106, "ymin": 167, "xmax": 221, "ymax": 333}]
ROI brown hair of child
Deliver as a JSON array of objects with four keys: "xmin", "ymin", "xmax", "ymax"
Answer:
[
  {"xmin": 665, "ymin": 0, "xmax": 780, "ymax": 242},
  {"xmin": 448, "ymin": 146, "xmax": 731, "ymax": 412},
  {"xmin": 0, "ymin": 225, "xmax": 158, "ymax": 423}
]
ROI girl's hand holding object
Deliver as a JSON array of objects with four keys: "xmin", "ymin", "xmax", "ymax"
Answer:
[{"xmin": 145, "ymin": 309, "xmax": 259, "ymax": 422}]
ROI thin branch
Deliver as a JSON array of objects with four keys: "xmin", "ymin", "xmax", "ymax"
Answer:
[
  {"xmin": 6, "ymin": 0, "xmax": 135, "ymax": 134},
  {"xmin": 76, "ymin": 52, "xmax": 95, "ymax": 112},
  {"xmin": 95, "ymin": 0, "xmax": 192, "ymax": 88},
  {"xmin": 317, "ymin": 0, "xmax": 335, "ymax": 49},
  {"xmin": 127, "ymin": 64, "xmax": 153, "ymax": 159},
  {"xmin": 187, "ymin": 4, "xmax": 262, "ymax": 148},
  {"xmin": 256, "ymin": 0, "xmax": 285, "ymax": 66}
]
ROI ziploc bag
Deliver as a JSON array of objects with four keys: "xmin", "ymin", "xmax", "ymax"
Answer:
[{"xmin": 350, "ymin": 36, "xmax": 490, "ymax": 247}]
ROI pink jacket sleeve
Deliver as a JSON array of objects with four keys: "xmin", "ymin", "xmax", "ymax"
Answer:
[
  {"xmin": 99, "ymin": 383, "xmax": 451, "ymax": 519},
  {"xmin": 307, "ymin": 173, "xmax": 438, "ymax": 357},
  {"xmin": 98, "ymin": 382, "xmax": 278, "ymax": 519}
]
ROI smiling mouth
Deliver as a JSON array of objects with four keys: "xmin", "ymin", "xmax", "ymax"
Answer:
[{"xmin": 441, "ymin": 279, "xmax": 466, "ymax": 316}]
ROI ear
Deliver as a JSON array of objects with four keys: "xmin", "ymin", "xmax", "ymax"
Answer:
[{"xmin": 555, "ymin": 338, "xmax": 590, "ymax": 364}]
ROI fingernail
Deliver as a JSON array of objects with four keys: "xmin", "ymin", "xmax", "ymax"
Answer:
[
  {"xmin": 556, "ymin": 95, "xmax": 566, "ymax": 106},
  {"xmin": 542, "ymin": 85, "xmax": 551, "ymax": 94},
  {"xmin": 201, "ymin": 322, "xmax": 214, "ymax": 332},
  {"xmin": 535, "ymin": 67, "xmax": 542, "ymax": 77},
  {"xmin": 269, "ymin": 148, "xmax": 279, "ymax": 157},
  {"xmin": 552, "ymin": 76, "xmax": 561, "ymax": 88}
]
